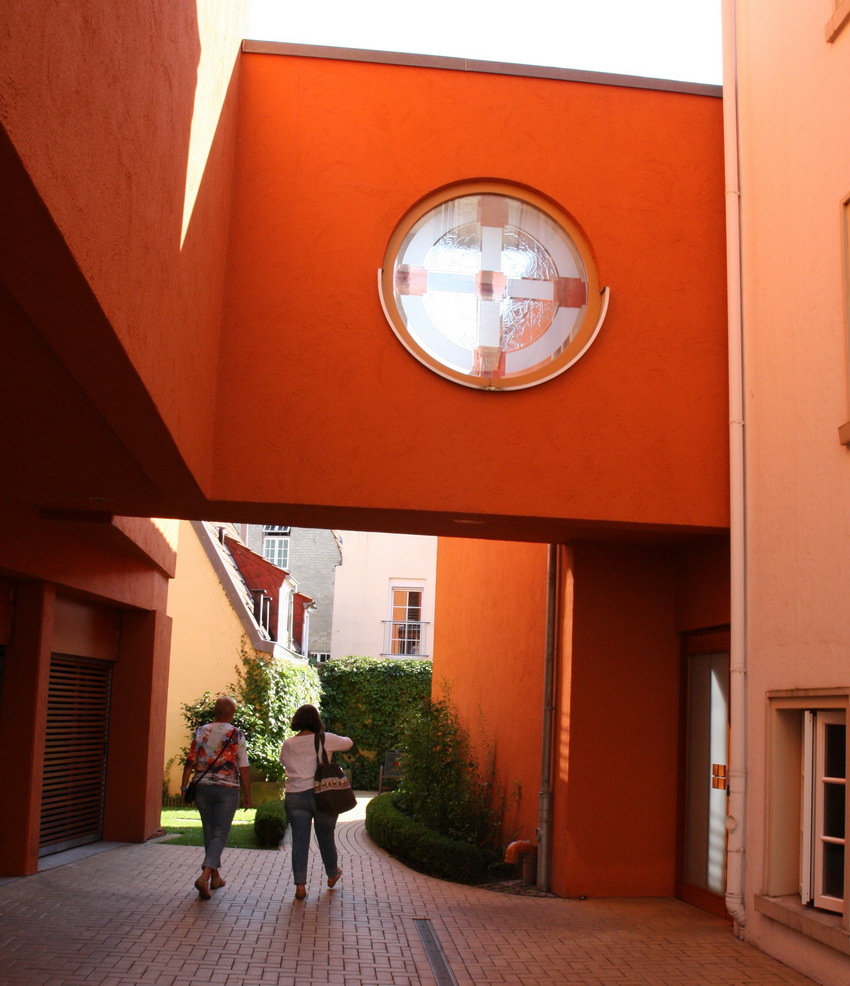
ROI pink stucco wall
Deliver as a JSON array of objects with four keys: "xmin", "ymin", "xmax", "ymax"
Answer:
[{"xmin": 734, "ymin": 2, "xmax": 850, "ymax": 978}]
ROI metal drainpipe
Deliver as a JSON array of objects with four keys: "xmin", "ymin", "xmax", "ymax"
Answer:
[
  {"xmin": 537, "ymin": 542, "xmax": 558, "ymax": 892},
  {"xmin": 722, "ymin": 0, "xmax": 748, "ymax": 935}
]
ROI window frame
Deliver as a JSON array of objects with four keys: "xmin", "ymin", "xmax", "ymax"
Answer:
[
  {"xmin": 262, "ymin": 534, "xmax": 290, "ymax": 570},
  {"xmin": 378, "ymin": 180, "xmax": 606, "ymax": 391},
  {"xmin": 383, "ymin": 581, "xmax": 429, "ymax": 658},
  {"xmin": 762, "ymin": 690, "xmax": 850, "ymax": 943},
  {"xmin": 803, "ymin": 709, "xmax": 847, "ymax": 911}
]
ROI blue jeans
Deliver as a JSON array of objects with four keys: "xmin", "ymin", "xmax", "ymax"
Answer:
[
  {"xmin": 194, "ymin": 783, "xmax": 240, "ymax": 871},
  {"xmin": 284, "ymin": 790, "xmax": 339, "ymax": 885}
]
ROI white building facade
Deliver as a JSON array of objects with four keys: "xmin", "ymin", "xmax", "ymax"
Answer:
[{"xmin": 330, "ymin": 530, "xmax": 437, "ymax": 661}]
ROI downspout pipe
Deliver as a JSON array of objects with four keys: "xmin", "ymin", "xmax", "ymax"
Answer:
[
  {"xmin": 722, "ymin": 0, "xmax": 748, "ymax": 935},
  {"xmin": 537, "ymin": 543, "xmax": 558, "ymax": 892}
]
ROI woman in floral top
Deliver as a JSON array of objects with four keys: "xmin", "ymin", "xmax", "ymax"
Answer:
[{"xmin": 181, "ymin": 695, "xmax": 251, "ymax": 899}]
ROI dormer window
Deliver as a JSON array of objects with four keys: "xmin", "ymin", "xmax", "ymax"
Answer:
[{"xmin": 262, "ymin": 525, "xmax": 290, "ymax": 569}]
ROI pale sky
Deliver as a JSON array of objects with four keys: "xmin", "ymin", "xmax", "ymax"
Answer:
[{"xmin": 247, "ymin": 0, "xmax": 723, "ymax": 85}]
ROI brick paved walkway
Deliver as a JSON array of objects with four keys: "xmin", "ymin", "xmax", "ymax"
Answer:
[{"xmin": 0, "ymin": 795, "xmax": 815, "ymax": 986}]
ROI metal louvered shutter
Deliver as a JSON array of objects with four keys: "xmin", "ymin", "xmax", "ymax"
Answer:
[{"xmin": 39, "ymin": 655, "xmax": 112, "ymax": 856}]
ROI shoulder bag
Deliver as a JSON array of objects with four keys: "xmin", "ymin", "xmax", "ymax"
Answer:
[{"xmin": 313, "ymin": 731, "xmax": 357, "ymax": 814}]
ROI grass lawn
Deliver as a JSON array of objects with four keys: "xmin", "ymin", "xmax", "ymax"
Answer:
[{"xmin": 160, "ymin": 807, "xmax": 270, "ymax": 849}]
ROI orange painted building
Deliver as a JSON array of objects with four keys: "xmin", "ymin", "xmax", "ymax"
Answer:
[
  {"xmin": 435, "ymin": 535, "xmax": 729, "ymax": 902},
  {"xmin": 0, "ymin": 0, "xmax": 728, "ymax": 917},
  {"xmin": 217, "ymin": 45, "xmax": 727, "ymax": 536}
]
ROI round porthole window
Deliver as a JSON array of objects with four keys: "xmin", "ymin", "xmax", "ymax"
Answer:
[{"xmin": 378, "ymin": 181, "xmax": 608, "ymax": 391}]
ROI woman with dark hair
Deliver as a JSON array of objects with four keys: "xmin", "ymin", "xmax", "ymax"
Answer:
[
  {"xmin": 181, "ymin": 695, "xmax": 252, "ymax": 899},
  {"xmin": 280, "ymin": 704, "xmax": 353, "ymax": 900}
]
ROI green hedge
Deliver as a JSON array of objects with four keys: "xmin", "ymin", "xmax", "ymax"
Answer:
[
  {"xmin": 319, "ymin": 657, "xmax": 431, "ymax": 789},
  {"xmin": 254, "ymin": 798, "xmax": 287, "ymax": 847},
  {"xmin": 181, "ymin": 655, "xmax": 430, "ymax": 791},
  {"xmin": 365, "ymin": 792, "xmax": 488, "ymax": 883}
]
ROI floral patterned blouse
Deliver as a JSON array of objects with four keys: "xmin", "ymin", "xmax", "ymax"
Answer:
[{"xmin": 185, "ymin": 721, "xmax": 249, "ymax": 788}]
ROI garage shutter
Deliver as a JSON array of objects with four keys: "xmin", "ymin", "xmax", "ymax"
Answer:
[{"xmin": 39, "ymin": 655, "xmax": 112, "ymax": 856}]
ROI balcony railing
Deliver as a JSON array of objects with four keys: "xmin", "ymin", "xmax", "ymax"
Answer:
[{"xmin": 382, "ymin": 620, "xmax": 429, "ymax": 658}]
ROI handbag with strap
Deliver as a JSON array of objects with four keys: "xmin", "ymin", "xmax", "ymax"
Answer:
[
  {"xmin": 184, "ymin": 727, "xmax": 237, "ymax": 804},
  {"xmin": 313, "ymin": 731, "xmax": 357, "ymax": 814}
]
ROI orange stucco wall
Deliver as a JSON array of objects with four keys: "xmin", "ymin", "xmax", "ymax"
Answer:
[
  {"xmin": 675, "ymin": 535, "xmax": 730, "ymax": 633},
  {"xmin": 0, "ymin": 505, "xmax": 177, "ymax": 874},
  {"xmin": 215, "ymin": 52, "xmax": 728, "ymax": 537},
  {"xmin": 432, "ymin": 538, "xmax": 548, "ymax": 844},
  {"xmin": 435, "ymin": 535, "xmax": 728, "ymax": 897},
  {"xmin": 553, "ymin": 543, "xmax": 682, "ymax": 897},
  {"xmin": 2, "ymin": 35, "xmax": 726, "ymax": 538},
  {"xmin": 0, "ymin": 1, "xmax": 248, "ymax": 493},
  {"xmin": 1, "ymin": 20, "xmax": 729, "ymax": 898},
  {"xmin": 2, "ymin": 582, "xmax": 54, "ymax": 875},
  {"xmin": 0, "ymin": 502, "xmax": 175, "ymax": 612},
  {"xmin": 105, "ymin": 608, "xmax": 173, "ymax": 844}
]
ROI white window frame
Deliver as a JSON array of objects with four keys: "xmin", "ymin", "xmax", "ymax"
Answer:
[
  {"xmin": 262, "ymin": 534, "xmax": 290, "ymax": 570},
  {"xmin": 384, "ymin": 580, "xmax": 428, "ymax": 658},
  {"xmin": 762, "ymin": 690, "xmax": 850, "ymax": 940},
  {"xmin": 802, "ymin": 709, "xmax": 847, "ymax": 912}
]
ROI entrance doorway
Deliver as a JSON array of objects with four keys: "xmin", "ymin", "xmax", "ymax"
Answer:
[
  {"xmin": 39, "ymin": 654, "xmax": 112, "ymax": 856},
  {"xmin": 680, "ymin": 631, "xmax": 730, "ymax": 917}
]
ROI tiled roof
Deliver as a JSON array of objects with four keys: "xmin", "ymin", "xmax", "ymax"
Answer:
[
  {"xmin": 225, "ymin": 535, "xmax": 288, "ymax": 637},
  {"xmin": 196, "ymin": 522, "xmax": 312, "ymax": 652},
  {"xmin": 199, "ymin": 522, "xmax": 272, "ymax": 641}
]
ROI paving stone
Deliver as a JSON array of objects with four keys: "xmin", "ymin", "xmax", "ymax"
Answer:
[{"xmin": 0, "ymin": 794, "xmax": 817, "ymax": 986}]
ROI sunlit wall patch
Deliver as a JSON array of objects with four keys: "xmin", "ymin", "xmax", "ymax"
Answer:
[{"xmin": 379, "ymin": 181, "xmax": 609, "ymax": 391}]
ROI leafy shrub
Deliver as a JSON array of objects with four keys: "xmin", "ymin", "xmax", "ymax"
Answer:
[
  {"xmin": 182, "ymin": 654, "xmax": 430, "ymax": 790},
  {"xmin": 394, "ymin": 694, "xmax": 500, "ymax": 848},
  {"xmin": 254, "ymin": 799, "xmax": 287, "ymax": 847},
  {"xmin": 365, "ymin": 793, "xmax": 487, "ymax": 883},
  {"xmin": 364, "ymin": 790, "xmax": 427, "ymax": 857},
  {"xmin": 417, "ymin": 830, "xmax": 487, "ymax": 883},
  {"xmin": 236, "ymin": 650, "xmax": 320, "ymax": 780},
  {"xmin": 318, "ymin": 656, "xmax": 431, "ymax": 788}
]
